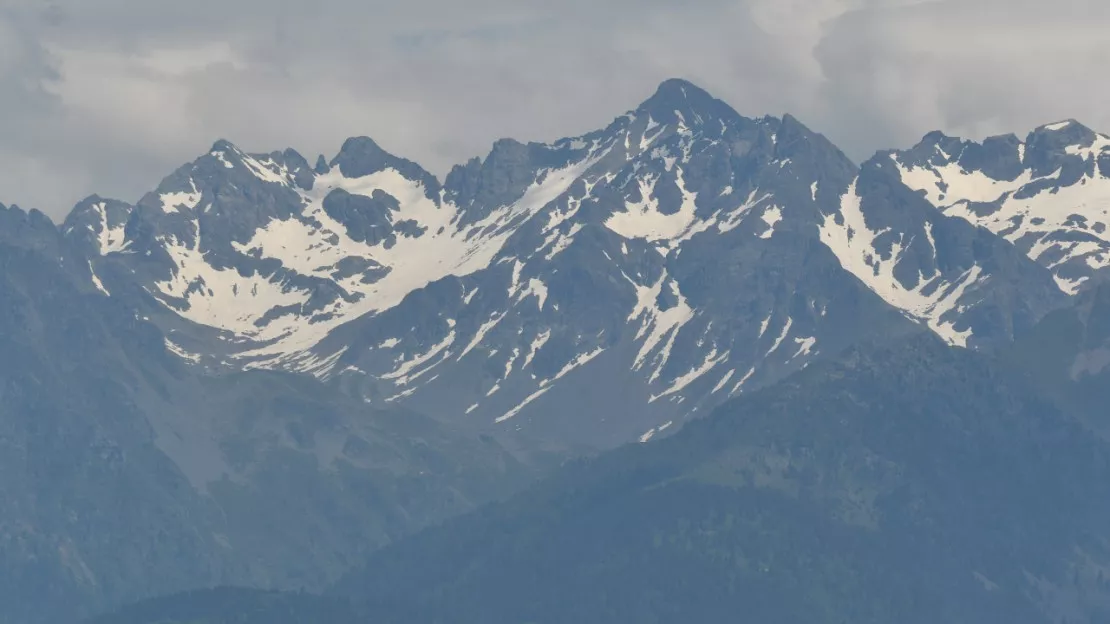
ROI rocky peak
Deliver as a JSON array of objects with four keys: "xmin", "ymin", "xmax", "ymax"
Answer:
[
  {"xmin": 24, "ymin": 81, "xmax": 1073, "ymax": 445},
  {"xmin": 634, "ymin": 78, "xmax": 741, "ymax": 130},
  {"xmin": 0, "ymin": 203, "xmax": 59, "ymax": 252},
  {"xmin": 1022, "ymin": 119, "xmax": 1101, "ymax": 180},
  {"xmin": 62, "ymin": 195, "xmax": 135, "ymax": 256},
  {"xmin": 330, "ymin": 136, "xmax": 440, "ymax": 199}
]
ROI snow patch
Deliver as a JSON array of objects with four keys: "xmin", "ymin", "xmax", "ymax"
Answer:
[
  {"xmin": 893, "ymin": 155, "xmax": 1035, "ymax": 206},
  {"xmin": 495, "ymin": 386, "xmax": 552, "ymax": 423},
  {"xmin": 382, "ymin": 331, "xmax": 456, "ymax": 385},
  {"xmin": 88, "ymin": 261, "xmax": 110, "ymax": 295},
  {"xmin": 712, "ymin": 369, "xmax": 735, "ymax": 394},
  {"xmin": 759, "ymin": 206, "xmax": 783, "ymax": 239},
  {"xmin": 792, "ymin": 336, "xmax": 817, "ymax": 359},
  {"xmin": 624, "ymin": 272, "xmax": 695, "ymax": 382},
  {"xmin": 650, "ymin": 348, "xmax": 729, "ymax": 402},
  {"xmin": 217, "ymin": 150, "xmax": 600, "ymax": 366},
  {"xmin": 729, "ymin": 367, "xmax": 756, "ymax": 396},
  {"xmin": 820, "ymin": 181, "xmax": 984, "ymax": 346},
  {"xmin": 604, "ymin": 167, "xmax": 704, "ymax": 246},
  {"xmin": 766, "ymin": 318, "xmax": 793, "ymax": 356},
  {"xmin": 718, "ymin": 191, "xmax": 774, "ymax": 233},
  {"xmin": 516, "ymin": 278, "xmax": 549, "ymax": 311},
  {"xmin": 164, "ymin": 337, "xmax": 201, "ymax": 363},
  {"xmin": 459, "ymin": 313, "xmax": 506, "ymax": 361},
  {"xmin": 90, "ymin": 202, "xmax": 129, "ymax": 254},
  {"xmin": 543, "ymin": 347, "xmax": 605, "ymax": 386},
  {"xmin": 523, "ymin": 330, "xmax": 551, "ymax": 369},
  {"xmin": 160, "ymin": 179, "xmax": 202, "ymax": 214},
  {"xmin": 896, "ymin": 142, "xmax": 1110, "ymax": 295}
]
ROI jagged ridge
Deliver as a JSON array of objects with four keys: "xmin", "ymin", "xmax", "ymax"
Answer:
[{"xmin": 34, "ymin": 79, "xmax": 1076, "ymax": 446}]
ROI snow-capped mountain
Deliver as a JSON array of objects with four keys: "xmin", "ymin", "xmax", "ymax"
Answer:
[
  {"xmin": 0, "ymin": 199, "xmax": 544, "ymax": 624},
  {"xmin": 58, "ymin": 79, "xmax": 1069, "ymax": 446},
  {"xmin": 821, "ymin": 150, "xmax": 1066, "ymax": 349},
  {"xmin": 886, "ymin": 120, "xmax": 1110, "ymax": 294}
]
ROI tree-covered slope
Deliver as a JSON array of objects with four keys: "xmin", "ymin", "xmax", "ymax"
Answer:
[
  {"xmin": 321, "ymin": 333, "xmax": 1110, "ymax": 624},
  {"xmin": 83, "ymin": 588, "xmax": 367, "ymax": 624},
  {"xmin": 1005, "ymin": 278, "xmax": 1110, "ymax": 430}
]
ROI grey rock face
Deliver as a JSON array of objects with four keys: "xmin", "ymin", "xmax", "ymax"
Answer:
[
  {"xmin": 331, "ymin": 137, "xmax": 440, "ymax": 199},
  {"xmin": 62, "ymin": 195, "xmax": 135, "ymax": 256},
  {"xmin": 885, "ymin": 119, "xmax": 1110, "ymax": 294},
  {"xmin": 0, "ymin": 77, "xmax": 1099, "ymax": 623},
  {"xmin": 287, "ymin": 79, "xmax": 1063, "ymax": 447},
  {"xmin": 37, "ymin": 78, "xmax": 1072, "ymax": 450},
  {"xmin": 828, "ymin": 154, "xmax": 1067, "ymax": 347}
]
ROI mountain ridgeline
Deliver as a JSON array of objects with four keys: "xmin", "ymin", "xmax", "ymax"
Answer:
[
  {"xmin": 1, "ymin": 78, "xmax": 1109, "ymax": 623},
  {"xmin": 58, "ymin": 78, "xmax": 1084, "ymax": 448}
]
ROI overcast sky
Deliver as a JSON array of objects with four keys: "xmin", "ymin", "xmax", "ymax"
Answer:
[{"xmin": 1, "ymin": 0, "xmax": 1107, "ymax": 219}]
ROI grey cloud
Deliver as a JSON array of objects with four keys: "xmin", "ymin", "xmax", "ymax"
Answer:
[
  {"xmin": 813, "ymin": 0, "xmax": 1110, "ymax": 158},
  {"xmin": 0, "ymin": 0, "xmax": 1107, "ymax": 218}
]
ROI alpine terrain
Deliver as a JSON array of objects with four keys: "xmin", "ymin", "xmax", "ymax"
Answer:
[
  {"xmin": 886, "ymin": 120, "xmax": 1110, "ymax": 294},
  {"xmin": 1, "ymin": 78, "xmax": 1108, "ymax": 623},
  {"xmin": 61, "ymin": 79, "xmax": 1069, "ymax": 447}
]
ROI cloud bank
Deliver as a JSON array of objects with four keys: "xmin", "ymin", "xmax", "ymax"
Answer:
[{"xmin": 1, "ymin": 0, "xmax": 1106, "ymax": 218}]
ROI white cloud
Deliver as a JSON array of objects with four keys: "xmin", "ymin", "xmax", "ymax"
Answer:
[{"xmin": 0, "ymin": 0, "xmax": 1107, "ymax": 219}]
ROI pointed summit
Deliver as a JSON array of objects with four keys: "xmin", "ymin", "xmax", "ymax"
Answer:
[
  {"xmin": 635, "ymin": 78, "xmax": 740, "ymax": 127},
  {"xmin": 331, "ymin": 136, "xmax": 441, "ymax": 197},
  {"xmin": 62, "ymin": 195, "xmax": 134, "ymax": 255},
  {"xmin": 209, "ymin": 138, "xmax": 240, "ymax": 154},
  {"xmin": 642, "ymin": 78, "xmax": 712, "ymax": 105},
  {"xmin": 331, "ymin": 136, "xmax": 405, "ymax": 178}
]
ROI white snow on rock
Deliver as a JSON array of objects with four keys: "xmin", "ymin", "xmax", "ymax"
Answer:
[
  {"xmin": 650, "ymin": 347, "xmax": 728, "ymax": 402},
  {"xmin": 88, "ymin": 260, "xmax": 110, "ymax": 296},
  {"xmin": 495, "ymin": 386, "xmax": 553, "ymax": 424},
  {"xmin": 604, "ymin": 168, "xmax": 702, "ymax": 244},
  {"xmin": 820, "ymin": 180, "xmax": 985, "ymax": 347},
  {"xmin": 892, "ymin": 129, "xmax": 1110, "ymax": 295},
  {"xmin": 759, "ymin": 206, "xmax": 783, "ymax": 239},
  {"xmin": 382, "ymin": 330, "xmax": 456, "ymax": 386},
  {"xmin": 893, "ymin": 157, "xmax": 1035, "ymax": 207},
  {"xmin": 155, "ymin": 228, "xmax": 305, "ymax": 334},
  {"xmin": 160, "ymin": 179, "xmax": 203, "ymax": 214},
  {"xmin": 148, "ymin": 146, "xmax": 604, "ymax": 370},
  {"xmin": 623, "ymin": 271, "xmax": 695, "ymax": 381},
  {"xmin": 523, "ymin": 330, "xmax": 551, "ymax": 369},
  {"xmin": 90, "ymin": 201, "xmax": 129, "ymax": 255}
]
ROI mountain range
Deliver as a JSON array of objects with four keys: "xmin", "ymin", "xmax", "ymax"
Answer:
[
  {"xmin": 2, "ymin": 78, "xmax": 1110, "ymax": 623},
  {"xmin": 54, "ymin": 79, "xmax": 1099, "ymax": 446}
]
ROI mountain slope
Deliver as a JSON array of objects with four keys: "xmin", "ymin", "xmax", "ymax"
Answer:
[
  {"xmin": 84, "ymin": 588, "xmax": 371, "ymax": 624},
  {"xmin": 821, "ymin": 152, "xmax": 1067, "ymax": 346},
  {"xmin": 328, "ymin": 333, "xmax": 1110, "ymax": 624},
  {"xmin": 1005, "ymin": 276, "xmax": 1110, "ymax": 433},
  {"xmin": 0, "ymin": 203, "xmax": 542, "ymax": 624},
  {"xmin": 59, "ymin": 79, "xmax": 1068, "ymax": 448},
  {"xmin": 886, "ymin": 120, "xmax": 1110, "ymax": 294}
]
